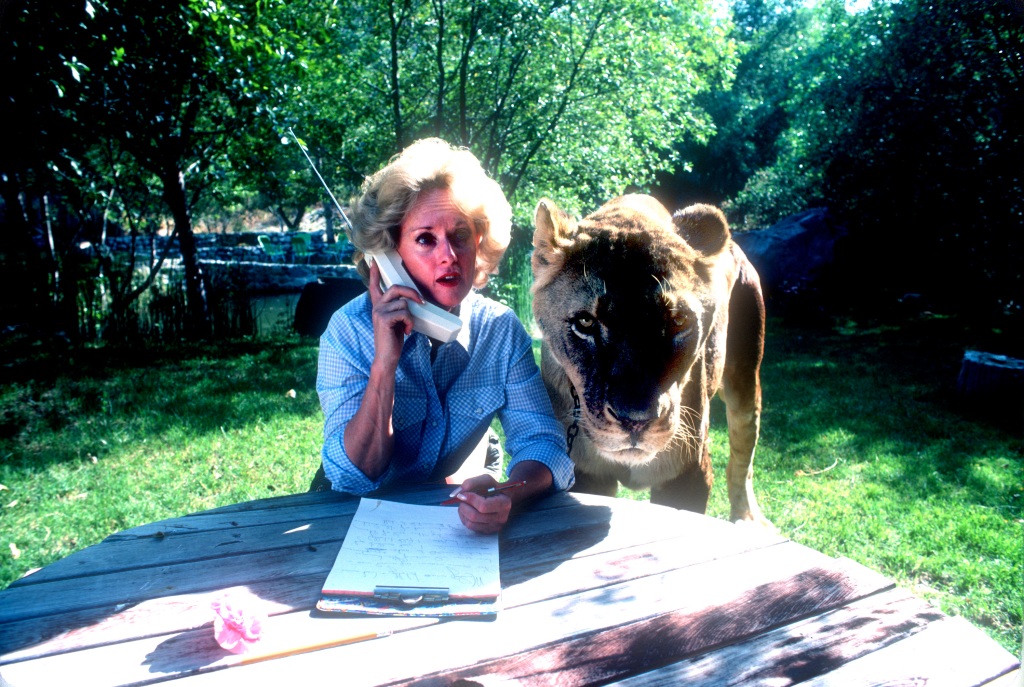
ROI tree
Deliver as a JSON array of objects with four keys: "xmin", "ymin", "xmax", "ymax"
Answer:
[
  {"xmin": 0, "ymin": 0, "xmax": 96, "ymax": 337},
  {"xmin": 666, "ymin": 0, "xmax": 824, "ymax": 215},
  {"xmin": 708, "ymin": 0, "xmax": 1022, "ymax": 322},
  {"xmin": 82, "ymin": 0, "xmax": 285, "ymax": 335},
  {"xmin": 822, "ymin": 0, "xmax": 1023, "ymax": 319},
  {"xmin": 1, "ymin": 0, "xmax": 287, "ymax": 338},
  {"xmin": 247, "ymin": 0, "xmax": 736, "ymax": 224}
]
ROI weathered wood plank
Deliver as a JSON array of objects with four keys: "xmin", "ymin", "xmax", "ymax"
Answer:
[
  {"xmin": 1, "ymin": 489, "xmax": 1013, "ymax": 687},
  {"xmin": 797, "ymin": 616, "xmax": 1020, "ymax": 687},
  {"xmin": 0, "ymin": 499, "xmax": 601, "ymax": 626},
  {"xmin": 1, "ymin": 542, "xmax": 886, "ymax": 687},
  {"xmin": 394, "ymin": 556, "xmax": 894, "ymax": 687},
  {"xmin": 7, "ymin": 490, "xmax": 628, "ymax": 590},
  {"xmin": 0, "ymin": 577, "xmax": 325, "ymax": 665},
  {"xmin": 0, "ymin": 504, "xmax": 779, "ymax": 664},
  {"xmin": 0, "ymin": 610, "xmax": 437, "ymax": 687},
  {"xmin": 0, "ymin": 542, "xmax": 338, "ymax": 628},
  {"xmin": 11, "ymin": 511, "xmax": 357, "ymax": 588},
  {"xmin": 980, "ymin": 670, "xmax": 1021, "ymax": 687},
  {"xmin": 0, "ymin": 490, "xmax": 770, "ymax": 627},
  {"xmin": 610, "ymin": 587, "xmax": 945, "ymax": 686}
]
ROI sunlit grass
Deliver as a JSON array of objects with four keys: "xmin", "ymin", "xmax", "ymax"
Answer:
[
  {"xmin": 0, "ymin": 340, "xmax": 323, "ymax": 583},
  {"xmin": 0, "ymin": 318, "xmax": 1020, "ymax": 654}
]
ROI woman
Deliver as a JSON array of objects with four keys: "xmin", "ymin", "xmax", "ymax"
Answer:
[{"xmin": 315, "ymin": 138, "xmax": 574, "ymax": 533}]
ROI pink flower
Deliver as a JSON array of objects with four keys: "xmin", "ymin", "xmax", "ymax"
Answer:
[{"xmin": 211, "ymin": 593, "xmax": 265, "ymax": 654}]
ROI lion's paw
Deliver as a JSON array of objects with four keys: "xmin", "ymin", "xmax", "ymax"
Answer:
[{"xmin": 732, "ymin": 514, "xmax": 777, "ymax": 534}]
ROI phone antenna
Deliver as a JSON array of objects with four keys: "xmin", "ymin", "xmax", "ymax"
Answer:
[{"xmin": 287, "ymin": 127, "xmax": 354, "ymax": 233}]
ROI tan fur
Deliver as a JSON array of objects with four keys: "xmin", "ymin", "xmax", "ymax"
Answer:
[{"xmin": 532, "ymin": 194, "xmax": 771, "ymax": 526}]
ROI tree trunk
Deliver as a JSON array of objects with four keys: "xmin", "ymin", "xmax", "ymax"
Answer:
[
  {"xmin": 324, "ymin": 196, "xmax": 336, "ymax": 244},
  {"xmin": 161, "ymin": 167, "xmax": 209, "ymax": 338},
  {"xmin": 0, "ymin": 179, "xmax": 51, "ymax": 332},
  {"xmin": 388, "ymin": 0, "xmax": 406, "ymax": 150}
]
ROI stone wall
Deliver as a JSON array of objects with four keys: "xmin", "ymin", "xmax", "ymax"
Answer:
[
  {"xmin": 197, "ymin": 260, "xmax": 361, "ymax": 295},
  {"xmin": 104, "ymin": 231, "xmax": 361, "ymax": 294}
]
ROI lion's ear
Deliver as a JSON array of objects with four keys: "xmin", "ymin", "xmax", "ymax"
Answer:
[
  {"xmin": 532, "ymin": 198, "xmax": 576, "ymax": 271},
  {"xmin": 672, "ymin": 204, "xmax": 731, "ymax": 257}
]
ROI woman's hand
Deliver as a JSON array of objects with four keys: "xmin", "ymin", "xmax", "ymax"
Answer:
[
  {"xmin": 341, "ymin": 260, "xmax": 425, "ymax": 481},
  {"xmin": 452, "ymin": 474, "xmax": 511, "ymax": 535},
  {"xmin": 453, "ymin": 462, "xmax": 554, "ymax": 534},
  {"xmin": 367, "ymin": 260, "xmax": 423, "ymax": 373}
]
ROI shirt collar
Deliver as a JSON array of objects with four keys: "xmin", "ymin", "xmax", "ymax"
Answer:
[
  {"xmin": 410, "ymin": 290, "xmax": 476, "ymax": 353},
  {"xmin": 453, "ymin": 290, "xmax": 476, "ymax": 352}
]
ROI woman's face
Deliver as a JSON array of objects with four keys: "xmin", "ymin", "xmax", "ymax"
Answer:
[{"xmin": 396, "ymin": 187, "xmax": 480, "ymax": 311}]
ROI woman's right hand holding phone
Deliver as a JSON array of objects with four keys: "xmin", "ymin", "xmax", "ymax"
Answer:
[{"xmin": 367, "ymin": 259, "xmax": 424, "ymax": 374}]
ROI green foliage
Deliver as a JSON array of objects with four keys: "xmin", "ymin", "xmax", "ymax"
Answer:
[
  {"xmin": 0, "ymin": 0, "xmax": 301, "ymax": 338},
  {"xmin": 2, "ymin": 0, "xmax": 737, "ymax": 342},
  {"xmin": 672, "ymin": 0, "xmax": 809, "ymax": 207},
  {"xmin": 248, "ymin": 0, "xmax": 737, "ymax": 220},
  {"xmin": 816, "ymin": 0, "xmax": 1024, "ymax": 318},
  {"xmin": 704, "ymin": 0, "xmax": 1023, "ymax": 321}
]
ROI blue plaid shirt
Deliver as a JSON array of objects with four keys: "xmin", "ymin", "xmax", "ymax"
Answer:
[{"xmin": 317, "ymin": 290, "xmax": 575, "ymax": 495}]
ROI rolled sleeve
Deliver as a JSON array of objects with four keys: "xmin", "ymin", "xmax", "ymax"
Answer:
[
  {"xmin": 316, "ymin": 299, "xmax": 391, "ymax": 495},
  {"xmin": 498, "ymin": 342, "xmax": 576, "ymax": 493}
]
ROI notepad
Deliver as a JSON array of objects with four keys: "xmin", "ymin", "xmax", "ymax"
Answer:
[{"xmin": 317, "ymin": 498, "xmax": 501, "ymax": 617}]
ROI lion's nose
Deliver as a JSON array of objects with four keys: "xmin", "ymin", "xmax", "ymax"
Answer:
[{"xmin": 606, "ymin": 404, "xmax": 657, "ymax": 445}]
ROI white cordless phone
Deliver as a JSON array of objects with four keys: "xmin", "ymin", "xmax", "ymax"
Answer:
[
  {"xmin": 364, "ymin": 251, "xmax": 462, "ymax": 343},
  {"xmin": 287, "ymin": 128, "xmax": 463, "ymax": 343}
]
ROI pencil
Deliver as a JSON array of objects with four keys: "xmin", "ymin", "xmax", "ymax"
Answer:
[
  {"xmin": 441, "ymin": 480, "xmax": 526, "ymax": 505},
  {"xmin": 238, "ymin": 629, "xmax": 392, "ymax": 665}
]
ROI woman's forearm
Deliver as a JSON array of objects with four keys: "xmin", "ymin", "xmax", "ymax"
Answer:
[
  {"xmin": 343, "ymin": 360, "xmax": 398, "ymax": 480},
  {"xmin": 506, "ymin": 460, "xmax": 555, "ymax": 506}
]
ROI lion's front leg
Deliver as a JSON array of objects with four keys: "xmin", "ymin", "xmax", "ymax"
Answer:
[{"xmin": 721, "ymin": 396, "xmax": 775, "ymax": 529}]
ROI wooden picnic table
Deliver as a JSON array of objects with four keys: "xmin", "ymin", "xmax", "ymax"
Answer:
[{"xmin": 0, "ymin": 485, "xmax": 1019, "ymax": 686}]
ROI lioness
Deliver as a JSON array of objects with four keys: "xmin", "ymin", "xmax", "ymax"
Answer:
[{"xmin": 531, "ymin": 194, "xmax": 770, "ymax": 526}]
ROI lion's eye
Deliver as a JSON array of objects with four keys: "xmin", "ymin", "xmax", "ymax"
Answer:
[
  {"xmin": 671, "ymin": 314, "xmax": 690, "ymax": 331},
  {"xmin": 571, "ymin": 314, "xmax": 597, "ymax": 339}
]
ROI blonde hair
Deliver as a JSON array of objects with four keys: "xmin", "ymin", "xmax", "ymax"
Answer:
[{"xmin": 347, "ymin": 138, "xmax": 512, "ymax": 288}]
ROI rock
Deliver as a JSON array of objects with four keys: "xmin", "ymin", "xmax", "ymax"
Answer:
[
  {"xmin": 956, "ymin": 350, "xmax": 1024, "ymax": 433},
  {"xmin": 731, "ymin": 208, "xmax": 846, "ymax": 298}
]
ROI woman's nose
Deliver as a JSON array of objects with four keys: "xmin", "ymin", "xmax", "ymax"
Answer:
[{"xmin": 438, "ymin": 237, "xmax": 457, "ymax": 263}]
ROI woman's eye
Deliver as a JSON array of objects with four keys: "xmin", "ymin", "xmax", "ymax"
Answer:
[
  {"xmin": 571, "ymin": 314, "xmax": 597, "ymax": 339},
  {"xmin": 450, "ymin": 226, "xmax": 473, "ymax": 248},
  {"xmin": 415, "ymin": 233, "xmax": 436, "ymax": 246}
]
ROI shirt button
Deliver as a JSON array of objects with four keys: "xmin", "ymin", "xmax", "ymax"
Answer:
[
  {"xmin": 475, "ymin": 408, "xmax": 483, "ymax": 415},
  {"xmin": 431, "ymin": 420, "xmax": 439, "ymax": 427}
]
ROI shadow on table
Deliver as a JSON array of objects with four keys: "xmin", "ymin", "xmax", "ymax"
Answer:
[
  {"xmin": 499, "ymin": 496, "xmax": 613, "ymax": 595},
  {"xmin": 144, "ymin": 631, "xmax": 230, "ymax": 677},
  {"xmin": 413, "ymin": 564, "xmax": 895, "ymax": 685}
]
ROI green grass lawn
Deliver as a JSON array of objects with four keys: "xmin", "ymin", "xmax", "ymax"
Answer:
[{"xmin": 1, "ymin": 317, "xmax": 1021, "ymax": 654}]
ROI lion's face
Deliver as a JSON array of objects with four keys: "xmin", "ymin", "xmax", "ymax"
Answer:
[{"xmin": 532, "ymin": 194, "xmax": 731, "ymax": 467}]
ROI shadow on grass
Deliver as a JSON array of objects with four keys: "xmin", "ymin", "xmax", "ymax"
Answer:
[{"xmin": 756, "ymin": 314, "xmax": 1022, "ymax": 509}]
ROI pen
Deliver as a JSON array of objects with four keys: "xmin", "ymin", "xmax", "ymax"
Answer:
[{"xmin": 441, "ymin": 480, "xmax": 526, "ymax": 506}]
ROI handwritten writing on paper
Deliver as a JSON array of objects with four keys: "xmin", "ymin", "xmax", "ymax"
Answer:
[{"xmin": 321, "ymin": 498, "xmax": 500, "ymax": 599}]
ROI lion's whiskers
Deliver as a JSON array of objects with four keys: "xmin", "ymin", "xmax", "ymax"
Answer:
[{"xmin": 665, "ymin": 405, "xmax": 702, "ymax": 455}]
